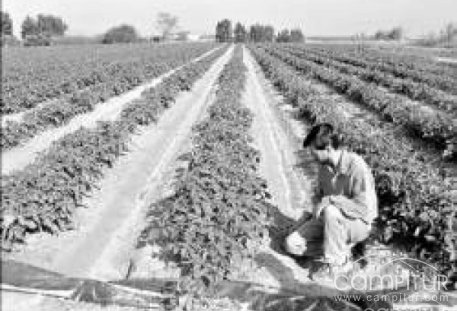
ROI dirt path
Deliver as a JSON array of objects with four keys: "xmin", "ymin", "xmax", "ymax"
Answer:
[
  {"xmin": 237, "ymin": 47, "xmax": 345, "ymax": 296},
  {"xmin": 243, "ymin": 47, "xmax": 312, "ymax": 220},
  {"xmin": 6, "ymin": 46, "xmax": 233, "ymax": 285},
  {"xmin": 1, "ymin": 47, "xmax": 220, "ymax": 176}
]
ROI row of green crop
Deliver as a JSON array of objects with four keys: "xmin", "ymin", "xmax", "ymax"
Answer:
[
  {"xmin": 2, "ymin": 43, "xmax": 217, "ymax": 114},
  {"xmin": 263, "ymin": 45, "xmax": 456, "ymax": 160},
  {"xmin": 139, "ymin": 45, "xmax": 272, "ymax": 292},
  {"xmin": 1, "ymin": 46, "xmax": 220, "ymax": 151},
  {"xmin": 282, "ymin": 45, "xmax": 457, "ymax": 114},
  {"xmin": 351, "ymin": 47, "xmax": 457, "ymax": 81},
  {"xmin": 288, "ymin": 44, "xmax": 457, "ymax": 95},
  {"xmin": 0, "ymin": 46, "xmax": 229, "ymax": 251},
  {"xmin": 248, "ymin": 45, "xmax": 456, "ymax": 278}
]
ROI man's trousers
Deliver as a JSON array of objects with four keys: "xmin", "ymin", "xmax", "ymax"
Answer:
[{"xmin": 284, "ymin": 204, "xmax": 371, "ymax": 265}]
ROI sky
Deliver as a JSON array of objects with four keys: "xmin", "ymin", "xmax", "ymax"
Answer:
[{"xmin": 3, "ymin": 0, "xmax": 457, "ymax": 38}]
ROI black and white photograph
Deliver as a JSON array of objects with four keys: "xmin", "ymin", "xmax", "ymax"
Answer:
[{"xmin": 1, "ymin": 0, "xmax": 457, "ymax": 310}]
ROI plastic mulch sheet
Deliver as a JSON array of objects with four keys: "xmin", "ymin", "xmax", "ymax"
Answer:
[{"xmin": 3, "ymin": 260, "xmax": 456, "ymax": 310}]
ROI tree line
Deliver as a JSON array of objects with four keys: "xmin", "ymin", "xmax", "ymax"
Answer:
[
  {"xmin": 102, "ymin": 12, "xmax": 180, "ymax": 44},
  {"xmin": 2, "ymin": 11, "xmax": 306, "ymax": 46},
  {"xmin": 1, "ymin": 10, "xmax": 186, "ymax": 46},
  {"xmin": 1, "ymin": 11, "xmax": 68, "ymax": 46},
  {"xmin": 373, "ymin": 27, "xmax": 404, "ymax": 41},
  {"xmin": 216, "ymin": 19, "xmax": 304, "ymax": 43}
]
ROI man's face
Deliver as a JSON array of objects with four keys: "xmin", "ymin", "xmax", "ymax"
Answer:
[{"xmin": 309, "ymin": 141, "xmax": 332, "ymax": 166}]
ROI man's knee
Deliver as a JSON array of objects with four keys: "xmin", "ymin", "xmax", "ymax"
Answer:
[
  {"xmin": 322, "ymin": 204, "xmax": 342, "ymax": 221},
  {"xmin": 284, "ymin": 231, "xmax": 307, "ymax": 256},
  {"xmin": 349, "ymin": 220, "xmax": 372, "ymax": 244}
]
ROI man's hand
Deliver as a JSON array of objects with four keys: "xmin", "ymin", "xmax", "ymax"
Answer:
[{"xmin": 313, "ymin": 196, "xmax": 332, "ymax": 219}]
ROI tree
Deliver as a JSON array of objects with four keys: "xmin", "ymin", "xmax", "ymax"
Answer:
[
  {"xmin": 374, "ymin": 30, "xmax": 386, "ymax": 40},
  {"xmin": 249, "ymin": 24, "xmax": 259, "ymax": 42},
  {"xmin": 215, "ymin": 19, "xmax": 232, "ymax": 42},
  {"xmin": 290, "ymin": 28, "xmax": 305, "ymax": 42},
  {"xmin": 176, "ymin": 31, "xmax": 190, "ymax": 41},
  {"xmin": 444, "ymin": 23, "xmax": 456, "ymax": 44},
  {"xmin": 249, "ymin": 24, "xmax": 263, "ymax": 42},
  {"xmin": 374, "ymin": 27, "xmax": 403, "ymax": 41},
  {"xmin": 1, "ymin": 11, "xmax": 13, "ymax": 35},
  {"xmin": 234, "ymin": 22, "xmax": 247, "ymax": 43},
  {"xmin": 21, "ymin": 16, "xmax": 38, "ymax": 39},
  {"xmin": 248, "ymin": 24, "xmax": 274, "ymax": 42},
  {"xmin": 156, "ymin": 12, "xmax": 178, "ymax": 39},
  {"xmin": 388, "ymin": 27, "xmax": 403, "ymax": 40},
  {"xmin": 264, "ymin": 25, "xmax": 275, "ymax": 42},
  {"xmin": 21, "ymin": 14, "xmax": 68, "ymax": 40},
  {"xmin": 277, "ymin": 29, "xmax": 291, "ymax": 43},
  {"xmin": 36, "ymin": 14, "xmax": 68, "ymax": 37},
  {"xmin": 102, "ymin": 24, "xmax": 139, "ymax": 44}
]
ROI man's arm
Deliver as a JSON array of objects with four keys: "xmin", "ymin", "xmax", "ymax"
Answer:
[
  {"xmin": 312, "ymin": 168, "xmax": 326, "ymax": 218},
  {"xmin": 312, "ymin": 180, "xmax": 324, "ymax": 205}
]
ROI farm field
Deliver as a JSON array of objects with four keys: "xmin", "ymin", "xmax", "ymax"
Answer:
[
  {"xmin": 2, "ymin": 43, "xmax": 218, "ymax": 115},
  {"xmin": 302, "ymin": 43, "xmax": 457, "ymax": 75},
  {"xmin": 1, "ymin": 43, "xmax": 218, "ymax": 151},
  {"xmin": 1, "ymin": 42, "xmax": 457, "ymax": 311}
]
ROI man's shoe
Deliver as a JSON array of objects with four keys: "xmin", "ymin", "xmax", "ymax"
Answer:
[
  {"xmin": 310, "ymin": 260, "xmax": 354, "ymax": 285},
  {"xmin": 309, "ymin": 261, "xmax": 334, "ymax": 283}
]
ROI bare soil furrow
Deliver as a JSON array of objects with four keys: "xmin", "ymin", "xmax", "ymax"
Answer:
[{"xmin": 239, "ymin": 47, "xmax": 336, "ymax": 293}]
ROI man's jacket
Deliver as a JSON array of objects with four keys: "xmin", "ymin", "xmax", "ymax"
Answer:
[{"xmin": 316, "ymin": 149, "xmax": 378, "ymax": 224}]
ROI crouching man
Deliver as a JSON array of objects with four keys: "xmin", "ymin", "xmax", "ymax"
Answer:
[{"xmin": 285, "ymin": 123, "xmax": 378, "ymax": 280}]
